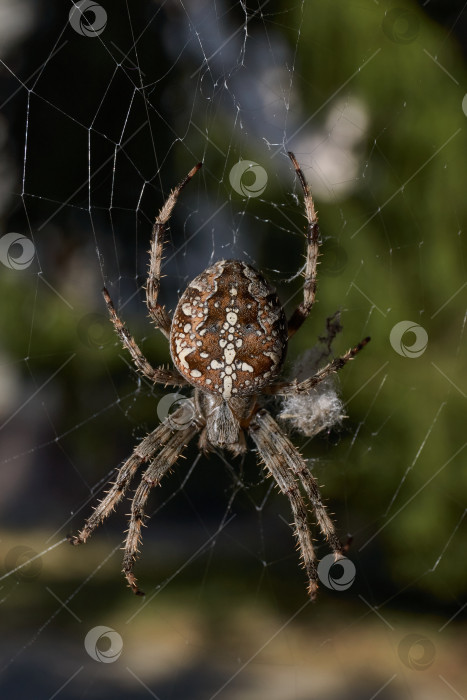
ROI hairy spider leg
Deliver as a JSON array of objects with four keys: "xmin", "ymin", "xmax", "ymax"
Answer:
[
  {"xmin": 249, "ymin": 412, "xmax": 320, "ymax": 599},
  {"xmin": 146, "ymin": 163, "xmax": 202, "ymax": 338},
  {"xmin": 103, "ymin": 287, "xmax": 188, "ymax": 386},
  {"xmin": 122, "ymin": 417, "xmax": 199, "ymax": 595},
  {"xmin": 286, "ymin": 152, "xmax": 320, "ymax": 339},
  {"xmin": 254, "ymin": 410, "xmax": 343, "ymax": 555},
  {"xmin": 267, "ymin": 336, "xmax": 370, "ymax": 395},
  {"xmin": 69, "ymin": 407, "xmax": 192, "ymax": 545}
]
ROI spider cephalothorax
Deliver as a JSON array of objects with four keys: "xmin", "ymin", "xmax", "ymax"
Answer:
[{"xmin": 70, "ymin": 153, "xmax": 369, "ymax": 599}]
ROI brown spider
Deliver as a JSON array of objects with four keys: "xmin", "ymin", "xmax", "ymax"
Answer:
[{"xmin": 70, "ymin": 153, "xmax": 369, "ymax": 599}]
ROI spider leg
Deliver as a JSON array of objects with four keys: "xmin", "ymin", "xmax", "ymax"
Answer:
[
  {"xmin": 286, "ymin": 152, "xmax": 320, "ymax": 339},
  {"xmin": 249, "ymin": 411, "xmax": 319, "ymax": 600},
  {"xmin": 147, "ymin": 162, "xmax": 202, "ymax": 338},
  {"xmin": 103, "ymin": 287, "xmax": 189, "ymax": 386},
  {"xmin": 252, "ymin": 410, "xmax": 343, "ymax": 557},
  {"xmin": 70, "ymin": 403, "xmax": 195, "ymax": 545},
  {"xmin": 265, "ymin": 336, "xmax": 370, "ymax": 395},
  {"xmin": 122, "ymin": 419, "xmax": 199, "ymax": 595}
]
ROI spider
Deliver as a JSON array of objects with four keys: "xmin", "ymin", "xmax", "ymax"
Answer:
[{"xmin": 70, "ymin": 152, "xmax": 370, "ymax": 599}]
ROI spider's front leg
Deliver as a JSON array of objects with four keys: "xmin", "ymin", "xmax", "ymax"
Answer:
[
  {"xmin": 286, "ymin": 152, "xmax": 320, "ymax": 340},
  {"xmin": 146, "ymin": 162, "xmax": 202, "ymax": 338}
]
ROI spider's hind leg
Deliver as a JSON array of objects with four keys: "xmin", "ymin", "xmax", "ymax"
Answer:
[
  {"xmin": 253, "ymin": 410, "xmax": 343, "ymax": 558},
  {"xmin": 249, "ymin": 410, "xmax": 320, "ymax": 600},
  {"xmin": 122, "ymin": 416, "xmax": 199, "ymax": 595},
  {"xmin": 69, "ymin": 410, "xmax": 190, "ymax": 546}
]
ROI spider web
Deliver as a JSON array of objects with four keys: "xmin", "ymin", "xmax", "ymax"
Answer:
[{"xmin": 0, "ymin": 1, "xmax": 466, "ymax": 698}]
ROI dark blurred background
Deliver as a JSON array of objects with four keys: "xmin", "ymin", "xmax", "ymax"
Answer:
[{"xmin": 0, "ymin": 1, "xmax": 466, "ymax": 698}]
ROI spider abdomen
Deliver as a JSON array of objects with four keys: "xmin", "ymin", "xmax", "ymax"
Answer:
[{"xmin": 170, "ymin": 260, "xmax": 287, "ymax": 398}]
